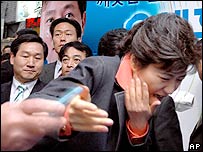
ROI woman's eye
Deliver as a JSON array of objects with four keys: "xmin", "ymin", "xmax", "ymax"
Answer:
[
  {"xmin": 160, "ymin": 77, "xmax": 170, "ymax": 81},
  {"xmin": 177, "ymin": 77, "xmax": 184, "ymax": 82}
]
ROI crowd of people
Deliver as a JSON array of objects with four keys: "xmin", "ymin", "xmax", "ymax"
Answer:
[{"xmin": 1, "ymin": 1, "xmax": 202, "ymax": 151}]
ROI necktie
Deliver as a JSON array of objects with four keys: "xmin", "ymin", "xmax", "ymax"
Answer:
[{"xmin": 14, "ymin": 85, "xmax": 26, "ymax": 102}]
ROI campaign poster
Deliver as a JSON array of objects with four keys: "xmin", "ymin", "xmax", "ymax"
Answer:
[{"xmin": 83, "ymin": 1, "xmax": 202, "ymax": 55}]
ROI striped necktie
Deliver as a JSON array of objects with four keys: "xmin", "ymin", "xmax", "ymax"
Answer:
[{"xmin": 14, "ymin": 85, "xmax": 26, "ymax": 102}]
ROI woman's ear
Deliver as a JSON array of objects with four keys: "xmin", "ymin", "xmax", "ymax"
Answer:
[{"xmin": 130, "ymin": 54, "xmax": 137, "ymax": 73}]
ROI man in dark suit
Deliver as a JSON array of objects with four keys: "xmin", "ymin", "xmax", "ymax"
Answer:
[
  {"xmin": 59, "ymin": 41, "xmax": 92, "ymax": 76},
  {"xmin": 1, "ymin": 28, "xmax": 39, "ymax": 84},
  {"xmin": 1, "ymin": 34, "xmax": 48, "ymax": 103},
  {"xmin": 39, "ymin": 18, "xmax": 82, "ymax": 84}
]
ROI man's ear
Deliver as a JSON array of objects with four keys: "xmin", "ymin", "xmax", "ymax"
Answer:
[
  {"xmin": 10, "ymin": 53, "xmax": 15, "ymax": 65},
  {"xmin": 52, "ymin": 39, "xmax": 54, "ymax": 48},
  {"xmin": 81, "ymin": 11, "xmax": 86, "ymax": 36}
]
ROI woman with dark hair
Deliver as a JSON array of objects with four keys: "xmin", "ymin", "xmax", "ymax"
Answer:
[{"xmin": 29, "ymin": 13, "xmax": 200, "ymax": 151}]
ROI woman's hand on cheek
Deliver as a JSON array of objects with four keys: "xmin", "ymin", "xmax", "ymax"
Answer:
[{"xmin": 125, "ymin": 74, "xmax": 151, "ymax": 131}]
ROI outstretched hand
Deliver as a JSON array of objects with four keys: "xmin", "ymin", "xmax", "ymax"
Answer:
[{"xmin": 68, "ymin": 85, "xmax": 114, "ymax": 132}]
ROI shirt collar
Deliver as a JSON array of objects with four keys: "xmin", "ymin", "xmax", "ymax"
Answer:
[
  {"xmin": 12, "ymin": 77, "xmax": 37, "ymax": 92},
  {"xmin": 55, "ymin": 60, "xmax": 62, "ymax": 78},
  {"xmin": 56, "ymin": 59, "xmax": 62, "ymax": 69},
  {"xmin": 115, "ymin": 53, "xmax": 133, "ymax": 90}
]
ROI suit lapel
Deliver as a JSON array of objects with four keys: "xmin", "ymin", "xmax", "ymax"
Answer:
[
  {"xmin": 47, "ymin": 62, "xmax": 56, "ymax": 80},
  {"xmin": 114, "ymin": 91, "xmax": 126, "ymax": 150},
  {"xmin": 31, "ymin": 79, "xmax": 46, "ymax": 94}
]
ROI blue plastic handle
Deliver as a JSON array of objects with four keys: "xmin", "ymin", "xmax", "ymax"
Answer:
[{"xmin": 58, "ymin": 86, "xmax": 83, "ymax": 105}]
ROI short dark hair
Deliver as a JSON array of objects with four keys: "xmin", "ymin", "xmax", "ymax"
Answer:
[
  {"xmin": 2, "ymin": 45, "xmax": 11, "ymax": 50},
  {"xmin": 78, "ymin": 1, "xmax": 87, "ymax": 17},
  {"xmin": 49, "ymin": 18, "xmax": 82, "ymax": 38},
  {"xmin": 118, "ymin": 13, "xmax": 199, "ymax": 75},
  {"xmin": 59, "ymin": 41, "xmax": 92, "ymax": 61},
  {"xmin": 98, "ymin": 28, "xmax": 128, "ymax": 56},
  {"xmin": 2, "ymin": 45, "xmax": 11, "ymax": 54},
  {"xmin": 11, "ymin": 34, "xmax": 48, "ymax": 60},
  {"xmin": 16, "ymin": 28, "xmax": 39, "ymax": 37}
]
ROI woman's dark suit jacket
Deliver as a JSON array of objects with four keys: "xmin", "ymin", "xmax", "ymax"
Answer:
[
  {"xmin": 189, "ymin": 117, "xmax": 202, "ymax": 151},
  {"xmin": 29, "ymin": 55, "xmax": 183, "ymax": 151},
  {"xmin": 39, "ymin": 61, "xmax": 56, "ymax": 84}
]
